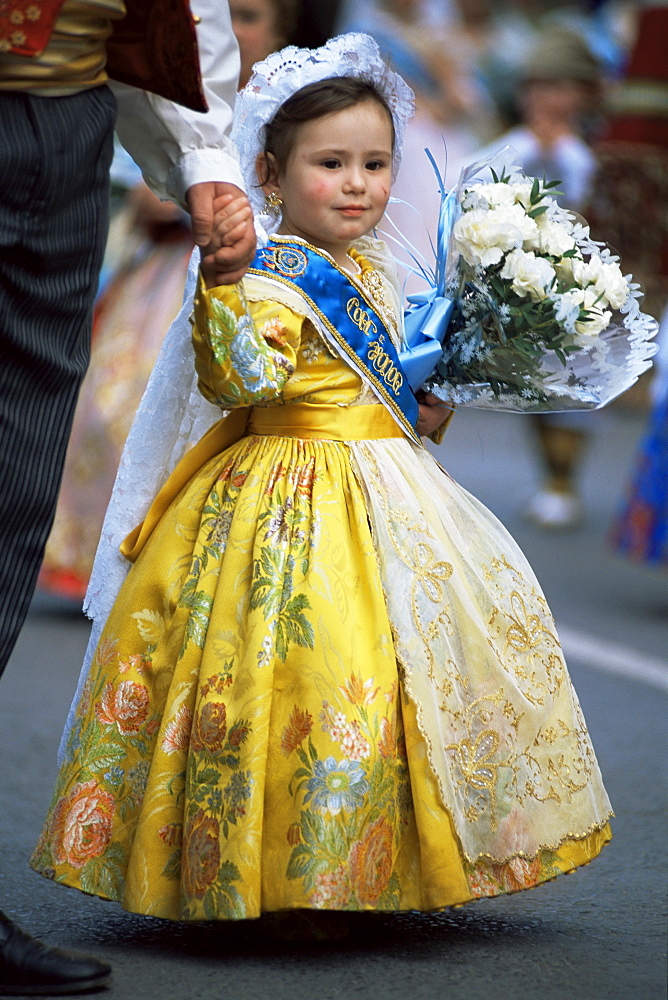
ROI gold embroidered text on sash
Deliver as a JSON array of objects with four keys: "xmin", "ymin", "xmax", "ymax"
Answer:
[
  {"xmin": 366, "ymin": 334, "xmax": 404, "ymax": 395},
  {"xmin": 346, "ymin": 296, "xmax": 378, "ymax": 337}
]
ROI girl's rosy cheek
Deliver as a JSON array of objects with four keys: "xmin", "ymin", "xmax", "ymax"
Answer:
[{"xmin": 310, "ymin": 179, "xmax": 335, "ymax": 199}]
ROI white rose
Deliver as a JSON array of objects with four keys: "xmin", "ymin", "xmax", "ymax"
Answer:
[
  {"xmin": 594, "ymin": 261, "xmax": 629, "ymax": 310},
  {"xmin": 500, "ymin": 248, "xmax": 556, "ymax": 300},
  {"xmin": 583, "ymin": 284, "xmax": 604, "ymax": 309},
  {"xmin": 452, "ymin": 208, "xmax": 525, "ymax": 267},
  {"xmin": 508, "ymin": 180, "xmax": 535, "ymax": 209},
  {"xmin": 575, "ymin": 285, "xmax": 611, "ymax": 335},
  {"xmin": 535, "ymin": 217, "xmax": 577, "ymax": 257},
  {"xmin": 469, "ymin": 181, "xmax": 516, "ymax": 208},
  {"xmin": 586, "ymin": 254, "xmax": 606, "ymax": 281},
  {"xmin": 576, "ymin": 310, "xmax": 611, "ymax": 336},
  {"xmin": 570, "ymin": 256, "xmax": 597, "ymax": 288},
  {"xmin": 495, "ymin": 203, "xmax": 540, "ymax": 247},
  {"xmin": 554, "ymin": 252, "xmax": 582, "ymax": 282}
]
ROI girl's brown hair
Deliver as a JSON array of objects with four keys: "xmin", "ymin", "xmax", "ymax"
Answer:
[{"xmin": 257, "ymin": 76, "xmax": 395, "ymax": 185}]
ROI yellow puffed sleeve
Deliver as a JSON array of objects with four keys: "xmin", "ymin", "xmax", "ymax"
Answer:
[{"xmin": 191, "ymin": 272, "xmax": 304, "ymax": 409}]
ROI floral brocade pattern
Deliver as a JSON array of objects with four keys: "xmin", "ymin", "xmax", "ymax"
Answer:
[
  {"xmin": 31, "ymin": 258, "xmax": 611, "ymax": 920},
  {"xmin": 31, "ymin": 434, "xmax": 428, "ymax": 919},
  {"xmin": 281, "ymin": 684, "xmax": 413, "ymax": 910},
  {"xmin": 356, "ymin": 441, "xmax": 611, "ymax": 863}
]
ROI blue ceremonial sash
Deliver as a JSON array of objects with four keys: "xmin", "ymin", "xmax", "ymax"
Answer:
[{"xmin": 248, "ymin": 237, "xmax": 420, "ymax": 444}]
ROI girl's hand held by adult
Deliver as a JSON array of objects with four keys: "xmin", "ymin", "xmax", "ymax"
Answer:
[{"xmin": 188, "ymin": 182, "xmax": 257, "ymax": 288}]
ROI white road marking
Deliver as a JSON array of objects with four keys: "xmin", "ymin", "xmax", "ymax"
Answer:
[{"xmin": 558, "ymin": 625, "xmax": 668, "ymax": 693}]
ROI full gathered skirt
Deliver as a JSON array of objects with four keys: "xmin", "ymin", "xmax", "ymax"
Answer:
[{"xmin": 31, "ymin": 423, "xmax": 611, "ymax": 920}]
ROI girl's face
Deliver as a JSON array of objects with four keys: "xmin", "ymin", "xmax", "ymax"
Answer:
[{"xmin": 261, "ymin": 100, "xmax": 394, "ymax": 269}]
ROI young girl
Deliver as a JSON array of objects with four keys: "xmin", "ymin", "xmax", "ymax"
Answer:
[{"xmin": 31, "ymin": 34, "xmax": 612, "ymax": 928}]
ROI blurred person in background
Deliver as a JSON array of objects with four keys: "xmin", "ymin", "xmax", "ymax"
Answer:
[
  {"xmin": 611, "ymin": 309, "xmax": 668, "ymax": 568},
  {"xmin": 38, "ymin": 0, "xmax": 299, "ymax": 604},
  {"xmin": 343, "ymin": 0, "xmax": 499, "ymax": 293},
  {"xmin": 481, "ymin": 25, "xmax": 603, "ymax": 210},
  {"xmin": 446, "ymin": 0, "xmax": 542, "ymax": 131},
  {"xmin": 476, "ymin": 0, "xmax": 629, "ymax": 126},
  {"xmin": 474, "ymin": 22, "xmax": 609, "ymax": 528},
  {"xmin": 598, "ymin": 4, "xmax": 668, "ymax": 567},
  {"xmin": 231, "ymin": 0, "xmax": 299, "ymax": 88}
]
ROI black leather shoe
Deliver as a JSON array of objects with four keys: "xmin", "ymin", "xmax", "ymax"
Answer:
[{"xmin": 0, "ymin": 911, "xmax": 111, "ymax": 996}]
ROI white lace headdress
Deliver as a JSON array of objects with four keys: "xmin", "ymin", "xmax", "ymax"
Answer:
[{"xmin": 60, "ymin": 34, "xmax": 414, "ymax": 760}]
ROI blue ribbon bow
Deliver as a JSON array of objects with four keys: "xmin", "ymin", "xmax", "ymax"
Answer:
[
  {"xmin": 399, "ymin": 288, "xmax": 455, "ymax": 389},
  {"xmin": 398, "ymin": 151, "xmax": 458, "ymax": 390}
]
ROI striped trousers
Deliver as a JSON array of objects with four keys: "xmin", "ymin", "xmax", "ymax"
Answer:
[{"xmin": 0, "ymin": 87, "xmax": 116, "ymax": 676}]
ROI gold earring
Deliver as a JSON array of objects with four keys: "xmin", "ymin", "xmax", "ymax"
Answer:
[{"xmin": 264, "ymin": 191, "xmax": 283, "ymax": 215}]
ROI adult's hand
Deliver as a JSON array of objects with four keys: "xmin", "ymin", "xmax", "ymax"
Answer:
[{"xmin": 186, "ymin": 181, "xmax": 257, "ymax": 285}]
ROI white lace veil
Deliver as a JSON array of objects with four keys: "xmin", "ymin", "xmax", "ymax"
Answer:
[{"xmin": 60, "ymin": 34, "xmax": 415, "ymax": 759}]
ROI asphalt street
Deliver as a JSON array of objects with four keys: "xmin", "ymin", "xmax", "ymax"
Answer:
[{"xmin": 1, "ymin": 404, "xmax": 666, "ymax": 1000}]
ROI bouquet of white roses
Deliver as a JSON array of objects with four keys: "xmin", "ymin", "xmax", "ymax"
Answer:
[{"xmin": 419, "ymin": 152, "xmax": 658, "ymax": 411}]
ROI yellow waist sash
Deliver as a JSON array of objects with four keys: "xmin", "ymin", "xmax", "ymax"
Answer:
[
  {"xmin": 248, "ymin": 402, "xmax": 405, "ymax": 440},
  {"xmin": 121, "ymin": 403, "xmax": 405, "ymax": 562}
]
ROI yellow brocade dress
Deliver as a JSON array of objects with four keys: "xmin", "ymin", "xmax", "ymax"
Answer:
[{"xmin": 31, "ymin": 246, "xmax": 612, "ymax": 921}]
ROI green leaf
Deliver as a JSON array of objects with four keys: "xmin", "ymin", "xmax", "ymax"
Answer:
[
  {"xmin": 249, "ymin": 545, "xmax": 289, "ymax": 616},
  {"xmin": 178, "ymin": 587, "xmax": 213, "ymax": 652},
  {"xmin": 378, "ymin": 871, "xmax": 401, "ymax": 909},
  {"xmin": 323, "ymin": 820, "xmax": 347, "ymax": 859},
  {"xmin": 217, "ymin": 881, "xmax": 246, "ymax": 919},
  {"xmin": 208, "ymin": 299, "xmax": 239, "ymax": 364},
  {"xmin": 219, "ymin": 859, "xmax": 241, "ymax": 884},
  {"xmin": 79, "ymin": 844, "xmax": 127, "ymax": 899},
  {"xmin": 302, "ymin": 855, "xmax": 332, "ymax": 892},
  {"xmin": 194, "ymin": 766, "xmax": 221, "ymax": 786},
  {"xmin": 162, "ymin": 849, "xmax": 182, "ymax": 881},
  {"xmin": 213, "ymin": 384, "xmax": 242, "ymax": 409},
  {"xmin": 286, "ymin": 844, "xmax": 314, "ymax": 881},
  {"xmin": 300, "ymin": 809, "xmax": 325, "ymax": 847},
  {"xmin": 166, "ymin": 771, "xmax": 186, "ymax": 798},
  {"xmin": 86, "ymin": 747, "xmax": 126, "ymax": 773}
]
